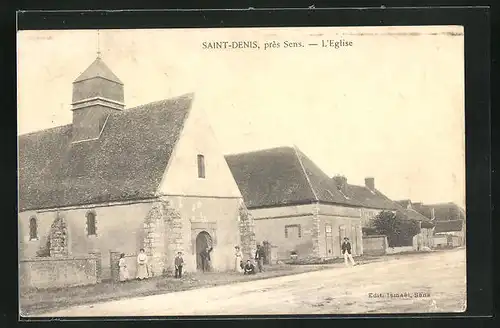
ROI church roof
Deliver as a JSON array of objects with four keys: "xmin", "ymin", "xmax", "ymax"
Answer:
[
  {"xmin": 74, "ymin": 57, "xmax": 123, "ymax": 84},
  {"xmin": 18, "ymin": 93, "xmax": 194, "ymax": 211},
  {"xmin": 225, "ymin": 146, "xmax": 364, "ymax": 209}
]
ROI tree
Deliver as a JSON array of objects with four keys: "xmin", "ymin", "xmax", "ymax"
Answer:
[{"xmin": 371, "ymin": 210, "xmax": 421, "ymax": 247}]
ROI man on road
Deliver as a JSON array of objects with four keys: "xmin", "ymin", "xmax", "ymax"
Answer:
[{"xmin": 341, "ymin": 237, "xmax": 356, "ymax": 266}]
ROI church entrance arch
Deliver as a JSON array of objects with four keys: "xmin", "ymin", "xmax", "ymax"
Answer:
[{"xmin": 196, "ymin": 231, "xmax": 213, "ymax": 271}]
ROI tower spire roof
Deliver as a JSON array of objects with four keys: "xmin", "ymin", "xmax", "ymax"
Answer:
[{"xmin": 73, "ymin": 57, "xmax": 123, "ymax": 85}]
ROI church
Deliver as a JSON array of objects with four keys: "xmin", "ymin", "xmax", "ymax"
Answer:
[{"xmin": 18, "ymin": 55, "xmax": 256, "ymax": 280}]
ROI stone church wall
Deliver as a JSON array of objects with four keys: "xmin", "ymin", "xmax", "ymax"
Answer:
[{"xmin": 19, "ymin": 201, "xmax": 153, "ymax": 280}]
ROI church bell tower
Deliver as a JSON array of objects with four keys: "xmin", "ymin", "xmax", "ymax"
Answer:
[{"xmin": 71, "ymin": 40, "xmax": 124, "ymax": 143}]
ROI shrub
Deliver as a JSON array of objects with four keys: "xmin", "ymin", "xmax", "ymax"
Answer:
[{"xmin": 371, "ymin": 211, "xmax": 421, "ymax": 247}]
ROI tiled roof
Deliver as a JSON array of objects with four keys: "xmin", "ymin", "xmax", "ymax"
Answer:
[
  {"xmin": 412, "ymin": 202, "xmax": 466, "ymax": 222},
  {"xmin": 434, "ymin": 220, "xmax": 464, "ymax": 233},
  {"xmin": 74, "ymin": 57, "xmax": 123, "ymax": 84},
  {"xmin": 225, "ymin": 146, "xmax": 364, "ymax": 209},
  {"xmin": 18, "ymin": 93, "xmax": 194, "ymax": 211},
  {"xmin": 395, "ymin": 199, "xmax": 412, "ymax": 209},
  {"xmin": 346, "ymin": 184, "xmax": 400, "ymax": 210}
]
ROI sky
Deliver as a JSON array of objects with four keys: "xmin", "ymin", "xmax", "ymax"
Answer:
[{"xmin": 17, "ymin": 26, "xmax": 465, "ymax": 208}]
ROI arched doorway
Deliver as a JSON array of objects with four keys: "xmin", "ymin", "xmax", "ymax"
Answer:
[{"xmin": 196, "ymin": 231, "xmax": 213, "ymax": 271}]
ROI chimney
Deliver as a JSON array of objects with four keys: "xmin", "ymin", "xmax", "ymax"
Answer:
[
  {"xmin": 365, "ymin": 177, "xmax": 375, "ymax": 191},
  {"xmin": 333, "ymin": 175, "xmax": 347, "ymax": 193},
  {"xmin": 71, "ymin": 57, "xmax": 125, "ymax": 143}
]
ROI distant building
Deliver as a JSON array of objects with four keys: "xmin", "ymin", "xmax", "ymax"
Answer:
[
  {"xmin": 411, "ymin": 202, "xmax": 466, "ymax": 247},
  {"xmin": 18, "ymin": 56, "xmax": 256, "ymax": 280},
  {"xmin": 226, "ymin": 146, "xmax": 364, "ymax": 260},
  {"xmin": 395, "ymin": 200, "xmax": 435, "ymax": 249}
]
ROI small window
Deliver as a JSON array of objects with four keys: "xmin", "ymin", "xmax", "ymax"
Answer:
[
  {"xmin": 197, "ymin": 154, "xmax": 205, "ymax": 178},
  {"xmin": 29, "ymin": 216, "xmax": 38, "ymax": 240},
  {"xmin": 285, "ymin": 224, "xmax": 302, "ymax": 238},
  {"xmin": 86, "ymin": 211, "xmax": 97, "ymax": 236},
  {"xmin": 325, "ymin": 224, "xmax": 332, "ymax": 236}
]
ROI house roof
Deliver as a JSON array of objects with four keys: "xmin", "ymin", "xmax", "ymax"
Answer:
[
  {"xmin": 18, "ymin": 93, "xmax": 194, "ymax": 211},
  {"xmin": 412, "ymin": 202, "xmax": 466, "ymax": 222},
  {"xmin": 395, "ymin": 199, "xmax": 412, "ymax": 209},
  {"xmin": 74, "ymin": 57, "xmax": 123, "ymax": 84},
  {"xmin": 346, "ymin": 184, "xmax": 400, "ymax": 210},
  {"xmin": 225, "ymin": 146, "xmax": 364, "ymax": 209},
  {"xmin": 434, "ymin": 220, "xmax": 464, "ymax": 233}
]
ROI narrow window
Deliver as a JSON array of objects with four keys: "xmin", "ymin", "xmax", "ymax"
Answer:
[
  {"xmin": 197, "ymin": 154, "xmax": 205, "ymax": 178},
  {"xmin": 29, "ymin": 217, "xmax": 38, "ymax": 240},
  {"xmin": 86, "ymin": 211, "xmax": 97, "ymax": 236}
]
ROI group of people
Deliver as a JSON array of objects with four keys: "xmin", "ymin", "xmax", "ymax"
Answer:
[
  {"xmin": 116, "ymin": 238, "xmax": 352, "ymax": 283},
  {"xmin": 118, "ymin": 248, "xmax": 186, "ymax": 282},
  {"xmin": 118, "ymin": 248, "xmax": 151, "ymax": 282},
  {"xmin": 235, "ymin": 243, "xmax": 266, "ymax": 275}
]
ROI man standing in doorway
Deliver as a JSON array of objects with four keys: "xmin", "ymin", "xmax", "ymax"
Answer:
[
  {"xmin": 255, "ymin": 244, "xmax": 265, "ymax": 272},
  {"xmin": 342, "ymin": 237, "xmax": 356, "ymax": 266},
  {"xmin": 200, "ymin": 246, "xmax": 213, "ymax": 272}
]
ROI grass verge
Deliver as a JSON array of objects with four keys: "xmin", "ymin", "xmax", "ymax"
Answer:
[{"xmin": 21, "ymin": 263, "xmax": 331, "ymax": 316}]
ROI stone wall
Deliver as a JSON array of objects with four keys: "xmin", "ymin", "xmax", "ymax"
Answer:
[
  {"xmin": 19, "ymin": 201, "xmax": 152, "ymax": 280},
  {"xmin": 19, "ymin": 255, "xmax": 100, "ymax": 290},
  {"xmin": 238, "ymin": 202, "xmax": 256, "ymax": 260},
  {"xmin": 88, "ymin": 250, "xmax": 102, "ymax": 282},
  {"xmin": 362, "ymin": 235, "xmax": 388, "ymax": 255},
  {"xmin": 386, "ymin": 246, "xmax": 414, "ymax": 254}
]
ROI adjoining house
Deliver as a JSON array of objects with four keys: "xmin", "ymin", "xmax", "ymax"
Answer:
[
  {"xmin": 340, "ymin": 183, "xmax": 434, "ymax": 252},
  {"xmin": 18, "ymin": 56, "xmax": 256, "ymax": 282},
  {"xmin": 433, "ymin": 220, "xmax": 465, "ymax": 247},
  {"xmin": 225, "ymin": 146, "xmax": 365, "ymax": 261},
  {"xmin": 340, "ymin": 177, "xmax": 399, "ymax": 232},
  {"xmin": 411, "ymin": 202, "xmax": 466, "ymax": 247},
  {"xmin": 395, "ymin": 200, "xmax": 435, "ymax": 249}
]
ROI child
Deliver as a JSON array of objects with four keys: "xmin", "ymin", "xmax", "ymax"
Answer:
[
  {"xmin": 118, "ymin": 253, "xmax": 129, "ymax": 282},
  {"xmin": 174, "ymin": 251, "xmax": 184, "ymax": 278}
]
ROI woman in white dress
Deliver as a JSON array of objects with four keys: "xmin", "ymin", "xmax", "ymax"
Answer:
[
  {"xmin": 136, "ymin": 248, "xmax": 149, "ymax": 280},
  {"xmin": 118, "ymin": 253, "xmax": 129, "ymax": 282},
  {"xmin": 234, "ymin": 246, "xmax": 243, "ymax": 273}
]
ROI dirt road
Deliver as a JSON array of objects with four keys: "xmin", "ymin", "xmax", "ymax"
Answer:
[{"xmin": 42, "ymin": 248, "xmax": 466, "ymax": 316}]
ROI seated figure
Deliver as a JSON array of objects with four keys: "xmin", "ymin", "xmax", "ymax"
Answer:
[{"xmin": 243, "ymin": 259, "xmax": 256, "ymax": 275}]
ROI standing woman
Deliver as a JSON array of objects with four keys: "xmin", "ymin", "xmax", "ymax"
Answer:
[
  {"xmin": 136, "ymin": 248, "xmax": 149, "ymax": 280},
  {"xmin": 118, "ymin": 253, "xmax": 129, "ymax": 282},
  {"xmin": 234, "ymin": 246, "xmax": 243, "ymax": 273}
]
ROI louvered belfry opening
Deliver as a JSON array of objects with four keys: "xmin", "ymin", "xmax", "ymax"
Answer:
[{"xmin": 71, "ymin": 57, "xmax": 125, "ymax": 143}]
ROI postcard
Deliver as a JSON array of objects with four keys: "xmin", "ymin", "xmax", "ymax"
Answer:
[{"xmin": 17, "ymin": 26, "xmax": 466, "ymax": 317}]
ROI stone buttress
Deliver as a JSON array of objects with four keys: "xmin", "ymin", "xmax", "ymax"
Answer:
[{"xmin": 142, "ymin": 199, "xmax": 184, "ymax": 276}]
